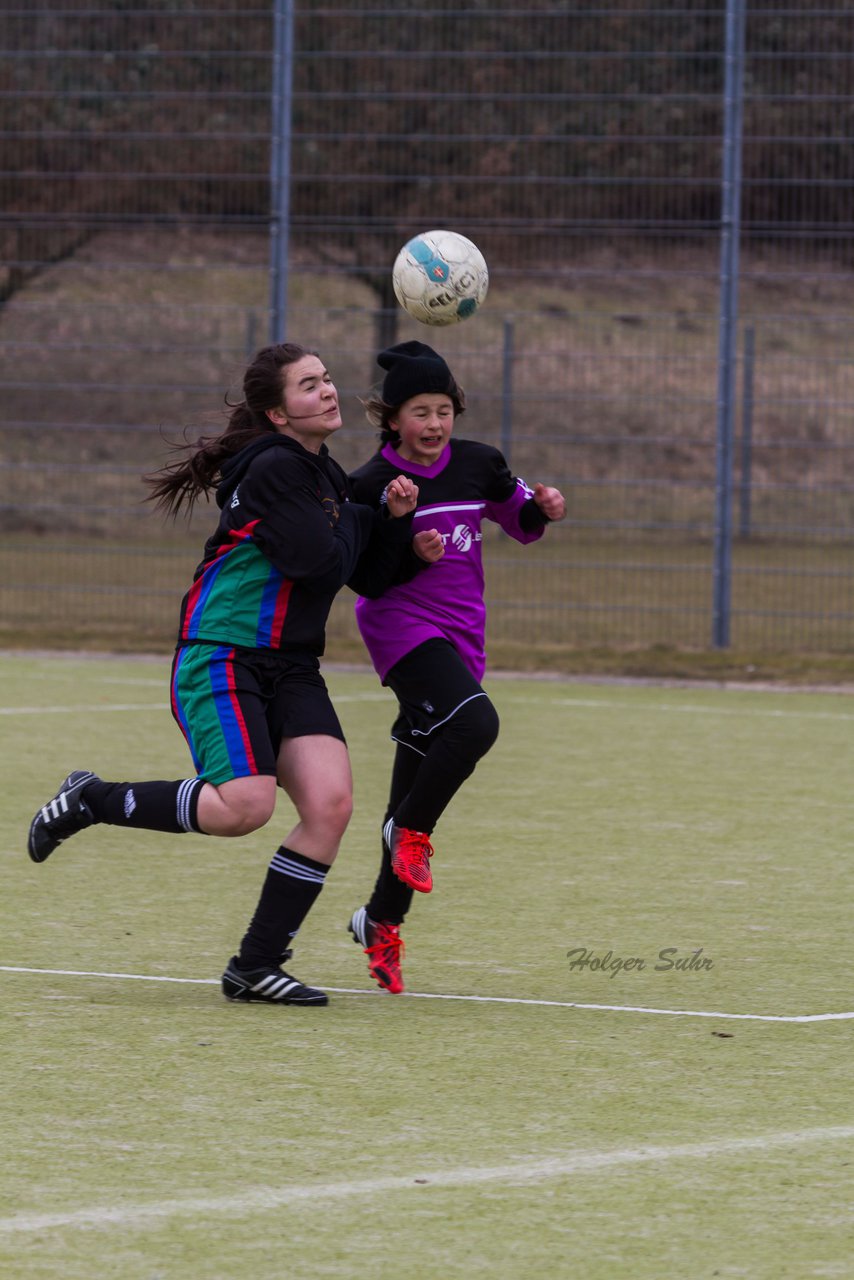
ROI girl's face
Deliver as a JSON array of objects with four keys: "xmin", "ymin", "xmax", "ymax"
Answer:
[
  {"xmin": 390, "ymin": 393, "xmax": 454, "ymax": 466},
  {"xmin": 267, "ymin": 354, "xmax": 342, "ymax": 451}
]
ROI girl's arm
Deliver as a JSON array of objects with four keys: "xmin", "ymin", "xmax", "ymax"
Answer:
[
  {"xmin": 251, "ymin": 456, "xmax": 375, "ymax": 591},
  {"xmin": 483, "ymin": 447, "xmax": 566, "ymax": 542},
  {"xmin": 346, "ymin": 475, "xmax": 428, "ymax": 599}
]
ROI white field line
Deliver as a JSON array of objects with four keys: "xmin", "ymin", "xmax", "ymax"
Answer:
[
  {"xmin": 3, "ymin": 693, "xmax": 852, "ymax": 720},
  {"xmin": 2, "ymin": 1125, "xmax": 853, "ymax": 1235},
  {"xmin": 1, "ymin": 965, "xmax": 852, "ymax": 1024},
  {"xmin": 0, "ymin": 703, "xmax": 166, "ymax": 715},
  {"xmin": 504, "ymin": 695, "xmax": 854, "ymax": 723},
  {"xmin": 0, "ymin": 693, "xmax": 389, "ymax": 716},
  {"xmin": 96, "ymin": 677, "xmax": 164, "ymax": 687}
]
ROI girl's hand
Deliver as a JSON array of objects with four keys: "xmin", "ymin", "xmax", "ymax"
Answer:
[
  {"xmin": 385, "ymin": 475, "xmax": 419, "ymax": 517},
  {"xmin": 532, "ymin": 482, "xmax": 567, "ymax": 521},
  {"xmin": 414, "ymin": 529, "xmax": 444, "ymax": 563}
]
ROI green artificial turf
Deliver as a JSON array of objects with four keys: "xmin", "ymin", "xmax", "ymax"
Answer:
[{"xmin": 1, "ymin": 655, "xmax": 852, "ymax": 1278}]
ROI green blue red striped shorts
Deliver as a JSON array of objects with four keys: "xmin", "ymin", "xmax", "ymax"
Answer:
[{"xmin": 170, "ymin": 643, "xmax": 345, "ymax": 786}]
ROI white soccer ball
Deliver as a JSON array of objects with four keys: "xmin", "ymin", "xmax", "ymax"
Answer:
[{"xmin": 392, "ymin": 230, "xmax": 489, "ymax": 326}]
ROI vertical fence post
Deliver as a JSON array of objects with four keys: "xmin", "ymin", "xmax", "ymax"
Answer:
[
  {"xmin": 501, "ymin": 317, "xmax": 515, "ymax": 465},
  {"xmin": 739, "ymin": 323, "xmax": 755, "ymax": 538},
  {"xmin": 246, "ymin": 308, "xmax": 259, "ymax": 358},
  {"xmin": 269, "ymin": 0, "xmax": 295, "ymax": 343},
  {"xmin": 712, "ymin": 0, "xmax": 747, "ymax": 648}
]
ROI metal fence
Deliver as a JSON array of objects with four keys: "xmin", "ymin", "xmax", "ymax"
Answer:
[{"xmin": 2, "ymin": 3, "xmax": 853, "ymax": 664}]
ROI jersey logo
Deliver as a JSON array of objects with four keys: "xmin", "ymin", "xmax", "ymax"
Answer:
[
  {"xmin": 451, "ymin": 523, "xmax": 473, "ymax": 552},
  {"xmin": 230, "ymin": 485, "xmax": 240, "ymax": 509}
]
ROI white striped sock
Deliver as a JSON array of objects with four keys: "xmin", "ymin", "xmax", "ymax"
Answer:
[
  {"xmin": 176, "ymin": 778, "xmax": 204, "ymax": 833},
  {"xmin": 269, "ymin": 851, "xmax": 328, "ymax": 884}
]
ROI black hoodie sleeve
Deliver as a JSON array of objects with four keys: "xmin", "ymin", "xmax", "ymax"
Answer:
[
  {"xmin": 346, "ymin": 459, "xmax": 433, "ymax": 596},
  {"xmin": 346, "ymin": 505, "xmax": 416, "ymax": 598},
  {"xmin": 243, "ymin": 451, "xmax": 375, "ymax": 592}
]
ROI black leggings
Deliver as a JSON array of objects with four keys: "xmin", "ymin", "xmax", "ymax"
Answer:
[{"xmin": 366, "ymin": 640, "xmax": 500, "ymax": 924}]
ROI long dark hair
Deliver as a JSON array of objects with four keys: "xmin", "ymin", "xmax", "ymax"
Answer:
[
  {"xmin": 146, "ymin": 343, "xmax": 315, "ymax": 516},
  {"xmin": 362, "ymin": 381, "xmax": 466, "ymax": 449}
]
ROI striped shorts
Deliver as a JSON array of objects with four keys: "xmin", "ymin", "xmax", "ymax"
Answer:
[{"xmin": 170, "ymin": 643, "xmax": 345, "ymax": 786}]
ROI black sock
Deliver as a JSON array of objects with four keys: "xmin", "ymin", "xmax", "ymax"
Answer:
[
  {"xmin": 238, "ymin": 847, "xmax": 328, "ymax": 970},
  {"xmin": 82, "ymin": 778, "xmax": 204, "ymax": 833}
]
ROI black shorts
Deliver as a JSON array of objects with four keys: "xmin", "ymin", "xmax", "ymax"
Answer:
[
  {"xmin": 384, "ymin": 638, "xmax": 489, "ymax": 756},
  {"xmin": 171, "ymin": 643, "xmax": 345, "ymax": 785}
]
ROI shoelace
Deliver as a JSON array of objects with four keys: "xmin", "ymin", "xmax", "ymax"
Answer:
[
  {"xmin": 366, "ymin": 924, "xmax": 404, "ymax": 962},
  {"xmin": 397, "ymin": 831, "xmax": 433, "ymax": 865}
]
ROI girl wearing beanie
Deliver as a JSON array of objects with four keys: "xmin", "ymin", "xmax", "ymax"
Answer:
[{"xmin": 347, "ymin": 340, "xmax": 566, "ymax": 994}]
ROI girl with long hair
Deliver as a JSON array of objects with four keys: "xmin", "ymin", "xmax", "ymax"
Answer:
[{"xmin": 28, "ymin": 343, "xmax": 419, "ymax": 1006}]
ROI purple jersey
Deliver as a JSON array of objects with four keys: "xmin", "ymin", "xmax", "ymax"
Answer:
[{"xmin": 349, "ymin": 438, "xmax": 547, "ymax": 681}]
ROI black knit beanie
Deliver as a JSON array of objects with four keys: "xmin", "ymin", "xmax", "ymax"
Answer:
[{"xmin": 377, "ymin": 341, "xmax": 456, "ymax": 407}]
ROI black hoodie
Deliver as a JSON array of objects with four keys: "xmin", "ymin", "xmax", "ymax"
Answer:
[{"xmin": 176, "ymin": 433, "xmax": 413, "ymax": 655}]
